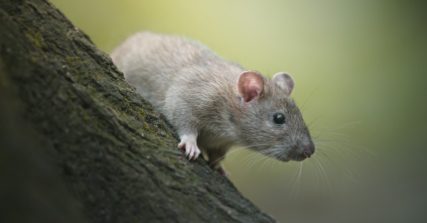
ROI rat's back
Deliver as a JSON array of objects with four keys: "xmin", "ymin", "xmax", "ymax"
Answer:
[{"xmin": 111, "ymin": 32, "xmax": 219, "ymax": 109}]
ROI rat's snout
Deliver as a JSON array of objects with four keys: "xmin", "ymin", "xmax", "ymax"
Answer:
[
  {"xmin": 289, "ymin": 141, "xmax": 315, "ymax": 161},
  {"xmin": 301, "ymin": 142, "xmax": 315, "ymax": 158}
]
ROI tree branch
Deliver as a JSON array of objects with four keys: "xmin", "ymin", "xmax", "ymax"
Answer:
[{"xmin": 0, "ymin": 0, "xmax": 276, "ymax": 222}]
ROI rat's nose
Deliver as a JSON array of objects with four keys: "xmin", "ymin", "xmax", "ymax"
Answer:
[
  {"xmin": 289, "ymin": 141, "xmax": 315, "ymax": 161},
  {"xmin": 302, "ymin": 142, "xmax": 315, "ymax": 158}
]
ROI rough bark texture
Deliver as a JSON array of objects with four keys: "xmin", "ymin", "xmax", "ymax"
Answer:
[{"xmin": 0, "ymin": 0, "xmax": 276, "ymax": 222}]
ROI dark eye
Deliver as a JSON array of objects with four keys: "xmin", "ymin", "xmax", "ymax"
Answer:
[{"xmin": 273, "ymin": 112, "xmax": 286, "ymax": 125}]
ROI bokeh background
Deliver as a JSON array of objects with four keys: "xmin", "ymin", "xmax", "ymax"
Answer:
[{"xmin": 50, "ymin": 0, "xmax": 427, "ymax": 222}]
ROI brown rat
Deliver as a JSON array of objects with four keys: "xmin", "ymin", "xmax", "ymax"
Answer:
[{"xmin": 111, "ymin": 32, "xmax": 314, "ymax": 171}]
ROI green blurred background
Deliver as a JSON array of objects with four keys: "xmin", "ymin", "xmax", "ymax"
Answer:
[{"xmin": 50, "ymin": 0, "xmax": 427, "ymax": 222}]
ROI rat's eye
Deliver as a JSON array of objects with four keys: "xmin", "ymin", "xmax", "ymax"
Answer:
[{"xmin": 273, "ymin": 112, "xmax": 286, "ymax": 125}]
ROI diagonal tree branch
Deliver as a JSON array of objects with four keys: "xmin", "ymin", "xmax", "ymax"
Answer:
[{"xmin": 0, "ymin": 0, "xmax": 276, "ymax": 222}]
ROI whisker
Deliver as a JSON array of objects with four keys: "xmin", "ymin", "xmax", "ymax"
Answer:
[
  {"xmin": 289, "ymin": 162, "xmax": 304, "ymax": 200},
  {"xmin": 313, "ymin": 155, "xmax": 332, "ymax": 194}
]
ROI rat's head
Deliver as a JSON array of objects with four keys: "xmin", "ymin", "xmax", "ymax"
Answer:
[{"xmin": 236, "ymin": 71, "xmax": 315, "ymax": 162}]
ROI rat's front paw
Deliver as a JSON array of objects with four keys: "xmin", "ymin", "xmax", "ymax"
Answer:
[{"xmin": 177, "ymin": 135, "xmax": 201, "ymax": 160}]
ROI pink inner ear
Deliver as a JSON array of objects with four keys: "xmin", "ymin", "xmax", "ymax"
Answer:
[
  {"xmin": 238, "ymin": 71, "xmax": 264, "ymax": 102},
  {"xmin": 241, "ymin": 81, "xmax": 261, "ymax": 102}
]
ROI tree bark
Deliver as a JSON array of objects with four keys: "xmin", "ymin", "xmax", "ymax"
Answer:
[{"xmin": 0, "ymin": 0, "xmax": 276, "ymax": 222}]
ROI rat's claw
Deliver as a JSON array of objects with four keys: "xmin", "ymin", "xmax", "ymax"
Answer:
[
  {"xmin": 178, "ymin": 135, "xmax": 201, "ymax": 160},
  {"xmin": 188, "ymin": 145, "xmax": 195, "ymax": 159},
  {"xmin": 187, "ymin": 144, "xmax": 201, "ymax": 160},
  {"xmin": 184, "ymin": 144, "xmax": 191, "ymax": 156}
]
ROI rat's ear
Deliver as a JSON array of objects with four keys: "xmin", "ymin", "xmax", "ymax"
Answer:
[
  {"xmin": 237, "ymin": 71, "xmax": 264, "ymax": 102},
  {"xmin": 272, "ymin": 72, "xmax": 294, "ymax": 96}
]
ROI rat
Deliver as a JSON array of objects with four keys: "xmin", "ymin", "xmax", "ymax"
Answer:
[{"xmin": 111, "ymin": 32, "xmax": 315, "ymax": 172}]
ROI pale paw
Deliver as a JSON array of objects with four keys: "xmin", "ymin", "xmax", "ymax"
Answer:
[{"xmin": 177, "ymin": 136, "xmax": 201, "ymax": 160}]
